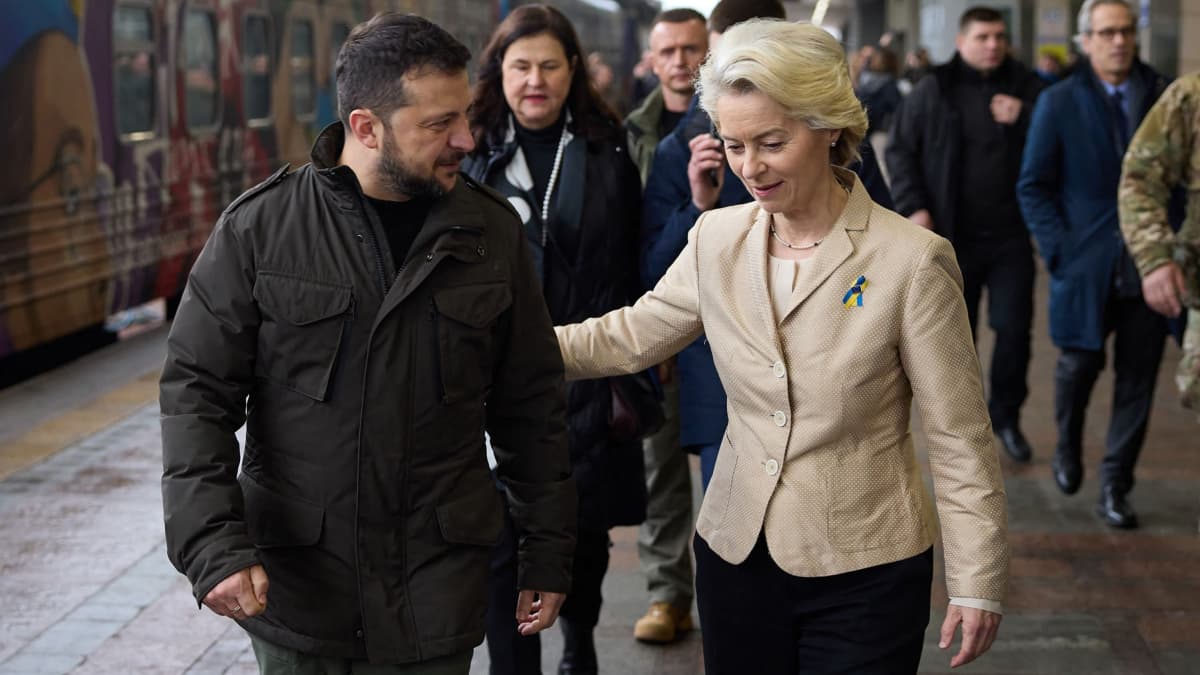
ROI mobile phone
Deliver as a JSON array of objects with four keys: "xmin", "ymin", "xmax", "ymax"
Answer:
[{"xmin": 678, "ymin": 112, "xmax": 721, "ymax": 188}]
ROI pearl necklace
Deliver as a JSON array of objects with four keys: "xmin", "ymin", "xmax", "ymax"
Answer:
[
  {"xmin": 540, "ymin": 124, "xmax": 569, "ymax": 237},
  {"xmin": 769, "ymin": 225, "xmax": 822, "ymax": 250}
]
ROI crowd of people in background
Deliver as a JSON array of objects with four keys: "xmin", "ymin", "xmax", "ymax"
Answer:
[{"xmin": 159, "ymin": 0, "xmax": 1198, "ymax": 673}]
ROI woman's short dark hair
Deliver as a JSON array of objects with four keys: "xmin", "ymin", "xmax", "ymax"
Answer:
[
  {"xmin": 469, "ymin": 4, "xmax": 620, "ymax": 152},
  {"xmin": 335, "ymin": 13, "xmax": 471, "ymax": 127}
]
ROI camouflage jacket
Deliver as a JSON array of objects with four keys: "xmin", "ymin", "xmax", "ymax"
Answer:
[{"xmin": 1119, "ymin": 72, "xmax": 1200, "ymax": 413}]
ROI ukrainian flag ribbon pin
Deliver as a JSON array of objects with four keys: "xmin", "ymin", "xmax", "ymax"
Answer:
[{"xmin": 842, "ymin": 275, "xmax": 868, "ymax": 308}]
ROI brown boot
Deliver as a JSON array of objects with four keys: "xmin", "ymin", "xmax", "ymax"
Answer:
[{"xmin": 632, "ymin": 602, "xmax": 693, "ymax": 644}]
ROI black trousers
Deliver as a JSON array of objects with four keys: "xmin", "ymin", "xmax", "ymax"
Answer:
[
  {"xmin": 694, "ymin": 534, "xmax": 932, "ymax": 675},
  {"xmin": 956, "ymin": 235, "xmax": 1036, "ymax": 429},
  {"xmin": 485, "ymin": 501, "xmax": 610, "ymax": 675},
  {"xmin": 1054, "ymin": 293, "xmax": 1166, "ymax": 494}
]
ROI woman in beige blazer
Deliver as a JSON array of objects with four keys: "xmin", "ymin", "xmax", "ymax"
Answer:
[{"xmin": 555, "ymin": 19, "xmax": 1008, "ymax": 674}]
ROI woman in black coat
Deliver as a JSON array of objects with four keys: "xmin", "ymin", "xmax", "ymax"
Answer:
[{"xmin": 463, "ymin": 5, "xmax": 648, "ymax": 674}]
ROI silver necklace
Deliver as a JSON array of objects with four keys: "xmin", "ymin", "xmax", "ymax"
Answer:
[{"xmin": 769, "ymin": 225, "xmax": 822, "ymax": 250}]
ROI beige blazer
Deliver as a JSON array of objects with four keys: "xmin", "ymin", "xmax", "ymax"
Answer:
[{"xmin": 556, "ymin": 171, "xmax": 1008, "ymax": 603}]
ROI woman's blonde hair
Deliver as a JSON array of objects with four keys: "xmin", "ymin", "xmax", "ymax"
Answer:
[{"xmin": 697, "ymin": 19, "xmax": 867, "ymax": 167}]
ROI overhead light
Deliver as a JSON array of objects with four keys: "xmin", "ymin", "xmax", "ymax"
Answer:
[{"xmin": 811, "ymin": 0, "xmax": 831, "ymax": 25}]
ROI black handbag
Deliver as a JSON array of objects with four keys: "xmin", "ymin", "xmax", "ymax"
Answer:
[{"xmin": 607, "ymin": 371, "xmax": 665, "ymax": 442}]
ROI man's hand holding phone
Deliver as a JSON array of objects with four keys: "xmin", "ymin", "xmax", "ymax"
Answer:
[{"xmin": 687, "ymin": 132, "xmax": 724, "ymax": 212}]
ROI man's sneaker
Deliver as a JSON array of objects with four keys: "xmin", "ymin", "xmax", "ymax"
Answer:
[{"xmin": 633, "ymin": 602, "xmax": 694, "ymax": 644}]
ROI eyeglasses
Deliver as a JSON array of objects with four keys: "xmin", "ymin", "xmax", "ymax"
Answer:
[{"xmin": 1088, "ymin": 25, "xmax": 1136, "ymax": 41}]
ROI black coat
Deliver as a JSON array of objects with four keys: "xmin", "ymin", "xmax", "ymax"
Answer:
[
  {"xmin": 161, "ymin": 124, "xmax": 576, "ymax": 664},
  {"xmin": 886, "ymin": 54, "xmax": 1045, "ymax": 242},
  {"xmin": 464, "ymin": 117, "xmax": 647, "ymax": 528}
]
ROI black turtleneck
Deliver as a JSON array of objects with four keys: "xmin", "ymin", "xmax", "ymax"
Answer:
[
  {"xmin": 514, "ymin": 114, "xmax": 567, "ymax": 206},
  {"xmin": 953, "ymin": 57, "xmax": 1025, "ymax": 242},
  {"xmin": 365, "ymin": 195, "xmax": 433, "ymax": 268}
]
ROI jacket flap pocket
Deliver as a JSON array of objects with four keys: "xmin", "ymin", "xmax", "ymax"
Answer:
[
  {"xmin": 241, "ymin": 472, "xmax": 324, "ymax": 548},
  {"xmin": 435, "ymin": 488, "xmax": 505, "ymax": 546},
  {"xmin": 434, "ymin": 282, "xmax": 512, "ymax": 328},
  {"xmin": 254, "ymin": 274, "xmax": 352, "ymax": 326}
]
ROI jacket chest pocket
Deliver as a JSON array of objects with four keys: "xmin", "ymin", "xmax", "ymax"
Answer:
[
  {"xmin": 253, "ymin": 273, "xmax": 353, "ymax": 401},
  {"xmin": 431, "ymin": 282, "xmax": 512, "ymax": 404}
]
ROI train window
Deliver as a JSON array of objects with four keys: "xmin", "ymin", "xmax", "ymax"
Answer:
[
  {"xmin": 183, "ymin": 8, "xmax": 220, "ymax": 130},
  {"xmin": 330, "ymin": 22, "xmax": 351, "ymax": 117},
  {"xmin": 290, "ymin": 19, "xmax": 316, "ymax": 119},
  {"xmin": 243, "ymin": 15, "xmax": 272, "ymax": 123},
  {"xmin": 113, "ymin": 4, "xmax": 156, "ymax": 138}
]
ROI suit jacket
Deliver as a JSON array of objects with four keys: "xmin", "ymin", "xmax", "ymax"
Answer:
[{"xmin": 557, "ymin": 170, "xmax": 1009, "ymax": 602}]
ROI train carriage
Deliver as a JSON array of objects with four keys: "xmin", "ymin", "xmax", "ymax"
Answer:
[{"xmin": 0, "ymin": 0, "xmax": 650, "ymax": 364}]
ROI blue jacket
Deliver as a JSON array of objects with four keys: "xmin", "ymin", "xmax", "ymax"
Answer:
[
  {"xmin": 642, "ymin": 97, "xmax": 893, "ymax": 446},
  {"xmin": 1017, "ymin": 60, "xmax": 1170, "ymax": 350}
]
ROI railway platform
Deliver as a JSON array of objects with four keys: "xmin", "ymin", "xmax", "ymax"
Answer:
[{"xmin": 0, "ymin": 303, "xmax": 1198, "ymax": 674}]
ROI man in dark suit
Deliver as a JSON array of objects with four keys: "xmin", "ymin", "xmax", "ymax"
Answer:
[
  {"xmin": 1018, "ymin": 0, "xmax": 1171, "ymax": 528},
  {"xmin": 886, "ymin": 6, "xmax": 1045, "ymax": 465}
]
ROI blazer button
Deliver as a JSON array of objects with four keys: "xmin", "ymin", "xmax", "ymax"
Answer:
[
  {"xmin": 772, "ymin": 410, "xmax": 787, "ymax": 427},
  {"xmin": 772, "ymin": 361, "xmax": 785, "ymax": 378},
  {"xmin": 765, "ymin": 458, "xmax": 779, "ymax": 476}
]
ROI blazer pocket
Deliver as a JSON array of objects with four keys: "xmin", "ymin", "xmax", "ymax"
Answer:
[
  {"xmin": 240, "ymin": 471, "xmax": 325, "ymax": 549},
  {"xmin": 827, "ymin": 447, "xmax": 920, "ymax": 552},
  {"xmin": 252, "ymin": 273, "xmax": 353, "ymax": 401}
]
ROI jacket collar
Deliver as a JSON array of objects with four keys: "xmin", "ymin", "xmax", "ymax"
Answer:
[
  {"xmin": 747, "ymin": 167, "xmax": 871, "ymax": 334},
  {"xmin": 625, "ymin": 88, "xmax": 665, "ymax": 139},
  {"xmin": 308, "ymin": 121, "xmax": 486, "ymax": 248}
]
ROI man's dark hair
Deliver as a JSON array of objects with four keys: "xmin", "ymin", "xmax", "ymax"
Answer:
[
  {"xmin": 959, "ymin": 6, "xmax": 1006, "ymax": 32},
  {"xmin": 708, "ymin": 0, "xmax": 786, "ymax": 35},
  {"xmin": 335, "ymin": 13, "xmax": 471, "ymax": 127},
  {"xmin": 654, "ymin": 8, "xmax": 706, "ymax": 27}
]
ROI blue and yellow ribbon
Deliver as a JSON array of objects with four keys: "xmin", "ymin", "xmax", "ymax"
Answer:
[{"xmin": 842, "ymin": 275, "xmax": 868, "ymax": 307}]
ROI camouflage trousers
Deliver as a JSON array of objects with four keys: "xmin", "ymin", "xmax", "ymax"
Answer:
[{"xmin": 1181, "ymin": 308, "xmax": 1199, "ymax": 414}]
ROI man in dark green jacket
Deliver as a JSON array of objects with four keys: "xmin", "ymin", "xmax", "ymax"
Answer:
[{"xmin": 160, "ymin": 14, "xmax": 576, "ymax": 673}]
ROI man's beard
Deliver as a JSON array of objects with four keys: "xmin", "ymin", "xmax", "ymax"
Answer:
[{"xmin": 378, "ymin": 133, "xmax": 456, "ymax": 200}]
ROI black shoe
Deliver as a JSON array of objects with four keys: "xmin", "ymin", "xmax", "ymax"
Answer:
[
  {"xmin": 558, "ymin": 618, "xmax": 598, "ymax": 675},
  {"xmin": 1051, "ymin": 454, "xmax": 1083, "ymax": 495},
  {"xmin": 1096, "ymin": 485, "xmax": 1138, "ymax": 529},
  {"xmin": 995, "ymin": 424, "xmax": 1033, "ymax": 463}
]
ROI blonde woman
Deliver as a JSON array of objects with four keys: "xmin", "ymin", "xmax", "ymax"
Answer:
[{"xmin": 555, "ymin": 20, "xmax": 1008, "ymax": 673}]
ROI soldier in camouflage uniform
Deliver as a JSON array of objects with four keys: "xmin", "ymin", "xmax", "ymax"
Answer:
[{"xmin": 1119, "ymin": 71, "xmax": 1200, "ymax": 416}]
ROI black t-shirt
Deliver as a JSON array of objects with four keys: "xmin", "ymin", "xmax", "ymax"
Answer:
[
  {"xmin": 658, "ymin": 109, "xmax": 685, "ymax": 140},
  {"xmin": 365, "ymin": 195, "xmax": 433, "ymax": 267},
  {"xmin": 514, "ymin": 114, "xmax": 567, "ymax": 207}
]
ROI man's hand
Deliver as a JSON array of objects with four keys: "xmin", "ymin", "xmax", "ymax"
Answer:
[
  {"xmin": 516, "ymin": 589, "xmax": 566, "ymax": 636},
  {"xmin": 1142, "ymin": 262, "xmax": 1186, "ymax": 318},
  {"xmin": 655, "ymin": 358, "xmax": 676, "ymax": 386},
  {"xmin": 909, "ymin": 209, "xmax": 935, "ymax": 230},
  {"xmin": 939, "ymin": 604, "xmax": 1002, "ymax": 668},
  {"xmin": 202, "ymin": 564, "xmax": 269, "ymax": 620},
  {"xmin": 687, "ymin": 134, "xmax": 724, "ymax": 212},
  {"xmin": 990, "ymin": 94, "xmax": 1023, "ymax": 125}
]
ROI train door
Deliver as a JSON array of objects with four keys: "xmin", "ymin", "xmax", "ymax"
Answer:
[
  {"xmin": 156, "ymin": 0, "xmax": 224, "ymax": 308},
  {"xmin": 271, "ymin": 0, "xmax": 321, "ymax": 166},
  {"xmin": 316, "ymin": 1, "xmax": 358, "ymax": 130}
]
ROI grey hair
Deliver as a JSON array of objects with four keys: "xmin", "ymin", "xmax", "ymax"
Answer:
[{"xmin": 1074, "ymin": 0, "xmax": 1135, "ymax": 45}]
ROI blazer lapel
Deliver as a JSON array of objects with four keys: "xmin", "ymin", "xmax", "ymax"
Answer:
[
  {"xmin": 777, "ymin": 171, "xmax": 870, "ymax": 323},
  {"xmin": 746, "ymin": 206, "xmax": 783, "ymax": 350}
]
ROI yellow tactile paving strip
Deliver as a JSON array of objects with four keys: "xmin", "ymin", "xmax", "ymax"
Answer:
[{"xmin": 0, "ymin": 370, "xmax": 160, "ymax": 481}]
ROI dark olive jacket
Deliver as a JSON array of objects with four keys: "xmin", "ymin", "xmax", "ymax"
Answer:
[{"xmin": 160, "ymin": 123, "xmax": 576, "ymax": 664}]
